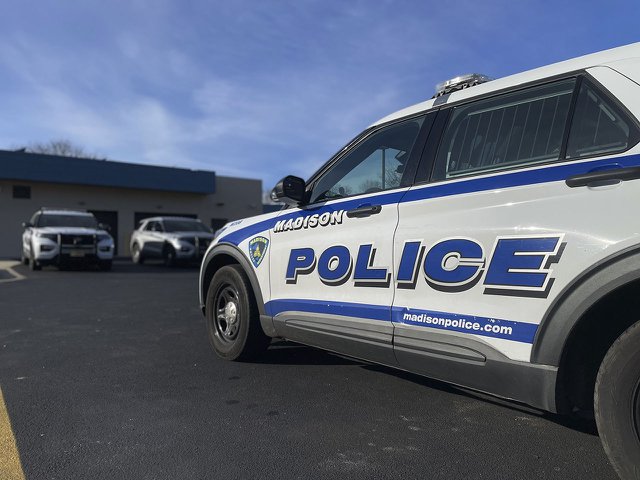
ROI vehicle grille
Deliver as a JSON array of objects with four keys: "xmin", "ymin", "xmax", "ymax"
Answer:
[
  {"xmin": 181, "ymin": 238, "xmax": 211, "ymax": 248},
  {"xmin": 196, "ymin": 237, "xmax": 210, "ymax": 256},
  {"xmin": 60, "ymin": 234, "xmax": 95, "ymax": 246},
  {"xmin": 59, "ymin": 234, "xmax": 96, "ymax": 254}
]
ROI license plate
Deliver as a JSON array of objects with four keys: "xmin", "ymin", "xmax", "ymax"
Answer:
[{"xmin": 69, "ymin": 250, "xmax": 86, "ymax": 257}]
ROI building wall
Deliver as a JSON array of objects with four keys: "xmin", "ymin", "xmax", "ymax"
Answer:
[{"xmin": 0, "ymin": 176, "xmax": 262, "ymax": 258}]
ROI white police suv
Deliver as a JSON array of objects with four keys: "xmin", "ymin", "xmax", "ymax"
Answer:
[
  {"xmin": 21, "ymin": 208, "xmax": 114, "ymax": 271},
  {"xmin": 199, "ymin": 43, "xmax": 640, "ymax": 479},
  {"xmin": 130, "ymin": 216, "xmax": 214, "ymax": 266}
]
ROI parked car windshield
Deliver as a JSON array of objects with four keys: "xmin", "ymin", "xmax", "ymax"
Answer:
[
  {"xmin": 163, "ymin": 220, "xmax": 211, "ymax": 233},
  {"xmin": 38, "ymin": 214, "xmax": 98, "ymax": 228}
]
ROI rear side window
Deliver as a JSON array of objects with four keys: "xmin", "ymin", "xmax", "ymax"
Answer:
[
  {"xmin": 566, "ymin": 82, "xmax": 633, "ymax": 159},
  {"xmin": 433, "ymin": 79, "xmax": 576, "ymax": 180}
]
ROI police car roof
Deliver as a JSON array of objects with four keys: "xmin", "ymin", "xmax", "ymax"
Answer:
[{"xmin": 372, "ymin": 42, "xmax": 640, "ymax": 127}]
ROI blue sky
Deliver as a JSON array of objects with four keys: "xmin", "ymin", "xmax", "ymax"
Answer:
[{"xmin": 0, "ymin": 1, "xmax": 638, "ymax": 193}]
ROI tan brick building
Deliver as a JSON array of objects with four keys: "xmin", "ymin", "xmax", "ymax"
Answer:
[{"xmin": 0, "ymin": 150, "xmax": 263, "ymax": 257}]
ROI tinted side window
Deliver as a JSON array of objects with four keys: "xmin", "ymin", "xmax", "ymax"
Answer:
[
  {"xmin": 566, "ymin": 82, "xmax": 633, "ymax": 159},
  {"xmin": 310, "ymin": 116, "xmax": 425, "ymax": 203},
  {"xmin": 433, "ymin": 79, "xmax": 576, "ymax": 180}
]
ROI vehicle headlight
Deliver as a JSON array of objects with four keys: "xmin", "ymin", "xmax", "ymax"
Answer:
[
  {"xmin": 36, "ymin": 232, "xmax": 58, "ymax": 241},
  {"xmin": 97, "ymin": 234, "xmax": 112, "ymax": 242}
]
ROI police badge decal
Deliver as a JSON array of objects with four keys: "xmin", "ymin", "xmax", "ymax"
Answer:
[{"xmin": 248, "ymin": 236, "xmax": 269, "ymax": 267}]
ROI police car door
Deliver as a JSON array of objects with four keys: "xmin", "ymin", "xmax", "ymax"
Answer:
[
  {"xmin": 269, "ymin": 114, "xmax": 433, "ymax": 365},
  {"xmin": 392, "ymin": 74, "xmax": 640, "ymax": 377}
]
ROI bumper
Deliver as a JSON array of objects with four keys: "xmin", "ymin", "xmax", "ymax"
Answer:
[
  {"xmin": 174, "ymin": 244, "xmax": 209, "ymax": 262},
  {"xmin": 37, "ymin": 254, "xmax": 109, "ymax": 267},
  {"xmin": 34, "ymin": 240, "xmax": 114, "ymax": 262}
]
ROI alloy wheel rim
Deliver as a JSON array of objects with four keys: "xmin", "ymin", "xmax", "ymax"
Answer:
[{"xmin": 214, "ymin": 284, "xmax": 240, "ymax": 342}]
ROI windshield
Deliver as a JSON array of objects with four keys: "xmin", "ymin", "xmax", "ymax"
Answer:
[
  {"xmin": 163, "ymin": 220, "xmax": 211, "ymax": 233},
  {"xmin": 38, "ymin": 214, "xmax": 98, "ymax": 228}
]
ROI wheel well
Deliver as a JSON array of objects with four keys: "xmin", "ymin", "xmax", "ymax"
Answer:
[
  {"xmin": 557, "ymin": 278, "xmax": 640, "ymax": 415},
  {"xmin": 201, "ymin": 253, "xmax": 239, "ymax": 303}
]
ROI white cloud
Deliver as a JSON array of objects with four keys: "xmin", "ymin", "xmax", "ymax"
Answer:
[{"xmin": 0, "ymin": 0, "xmax": 629, "ymax": 189}]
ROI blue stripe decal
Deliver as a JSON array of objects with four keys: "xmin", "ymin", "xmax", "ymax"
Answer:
[
  {"xmin": 221, "ymin": 153, "xmax": 640, "ymax": 246},
  {"xmin": 402, "ymin": 154, "xmax": 639, "ymax": 203},
  {"xmin": 220, "ymin": 190, "xmax": 407, "ymax": 246},
  {"xmin": 394, "ymin": 307, "xmax": 537, "ymax": 343},
  {"xmin": 266, "ymin": 299, "xmax": 538, "ymax": 343},
  {"xmin": 265, "ymin": 298, "xmax": 390, "ymax": 321}
]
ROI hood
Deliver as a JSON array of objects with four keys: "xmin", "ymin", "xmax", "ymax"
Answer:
[
  {"xmin": 37, "ymin": 227, "xmax": 109, "ymax": 236},
  {"xmin": 165, "ymin": 231, "xmax": 216, "ymax": 240}
]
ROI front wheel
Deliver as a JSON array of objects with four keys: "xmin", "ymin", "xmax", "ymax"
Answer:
[
  {"xmin": 132, "ymin": 244, "xmax": 144, "ymax": 264},
  {"xmin": 595, "ymin": 320, "xmax": 640, "ymax": 480},
  {"xmin": 205, "ymin": 265, "xmax": 270, "ymax": 361},
  {"xmin": 29, "ymin": 244, "xmax": 41, "ymax": 271}
]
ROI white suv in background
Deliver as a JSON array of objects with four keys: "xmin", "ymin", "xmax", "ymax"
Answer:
[
  {"xmin": 130, "ymin": 217, "xmax": 215, "ymax": 266},
  {"xmin": 21, "ymin": 208, "xmax": 114, "ymax": 271}
]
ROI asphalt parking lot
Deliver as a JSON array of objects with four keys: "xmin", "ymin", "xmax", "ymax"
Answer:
[{"xmin": 0, "ymin": 261, "xmax": 618, "ymax": 480}]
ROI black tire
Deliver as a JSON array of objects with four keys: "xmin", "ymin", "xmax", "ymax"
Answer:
[
  {"xmin": 595, "ymin": 320, "xmax": 640, "ymax": 480},
  {"xmin": 29, "ymin": 244, "xmax": 41, "ymax": 271},
  {"xmin": 99, "ymin": 260, "xmax": 112, "ymax": 271},
  {"xmin": 205, "ymin": 265, "xmax": 270, "ymax": 361},
  {"xmin": 163, "ymin": 244, "xmax": 176, "ymax": 267},
  {"xmin": 132, "ymin": 244, "xmax": 144, "ymax": 265},
  {"xmin": 20, "ymin": 248, "xmax": 28, "ymax": 265}
]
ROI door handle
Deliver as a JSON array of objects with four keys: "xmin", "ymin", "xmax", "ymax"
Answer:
[
  {"xmin": 565, "ymin": 165, "xmax": 640, "ymax": 188},
  {"xmin": 346, "ymin": 204, "xmax": 382, "ymax": 218}
]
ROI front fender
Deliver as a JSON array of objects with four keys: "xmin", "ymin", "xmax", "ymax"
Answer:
[{"xmin": 199, "ymin": 243, "xmax": 267, "ymax": 317}]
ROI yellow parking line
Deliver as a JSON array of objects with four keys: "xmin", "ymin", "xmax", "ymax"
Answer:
[{"xmin": 0, "ymin": 386, "xmax": 26, "ymax": 480}]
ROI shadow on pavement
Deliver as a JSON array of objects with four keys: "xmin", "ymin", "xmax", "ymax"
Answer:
[
  {"xmin": 11, "ymin": 261, "xmax": 200, "ymax": 275},
  {"xmin": 254, "ymin": 340, "xmax": 367, "ymax": 366},
  {"xmin": 256, "ymin": 341, "xmax": 600, "ymax": 437},
  {"xmin": 362, "ymin": 363, "xmax": 599, "ymax": 436}
]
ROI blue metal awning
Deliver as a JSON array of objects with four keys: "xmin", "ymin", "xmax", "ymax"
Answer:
[{"xmin": 0, "ymin": 150, "xmax": 216, "ymax": 194}]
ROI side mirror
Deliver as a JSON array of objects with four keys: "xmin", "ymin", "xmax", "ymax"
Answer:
[
  {"xmin": 270, "ymin": 175, "xmax": 306, "ymax": 206},
  {"xmin": 99, "ymin": 223, "xmax": 111, "ymax": 232},
  {"xmin": 22, "ymin": 221, "xmax": 32, "ymax": 229}
]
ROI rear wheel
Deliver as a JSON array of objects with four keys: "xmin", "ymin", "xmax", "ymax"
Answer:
[
  {"xmin": 205, "ymin": 265, "xmax": 270, "ymax": 361},
  {"xmin": 595, "ymin": 320, "xmax": 640, "ymax": 480}
]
